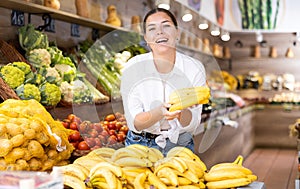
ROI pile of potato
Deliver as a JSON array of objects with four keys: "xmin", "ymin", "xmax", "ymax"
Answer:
[{"xmin": 0, "ymin": 99, "xmax": 74, "ymax": 171}]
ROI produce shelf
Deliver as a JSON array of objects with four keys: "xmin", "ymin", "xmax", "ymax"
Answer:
[{"xmin": 0, "ymin": 0, "xmax": 131, "ymax": 32}]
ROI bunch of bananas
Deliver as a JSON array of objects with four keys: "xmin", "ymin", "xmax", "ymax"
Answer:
[
  {"xmin": 111, "ymin": 144, "xmax": 164, "ymax": 167},
  {"xmin": 204, "ymin": 155, "xmax": 257, "ymax": 189},
  {"xmin": 86, "ymin": 161, "xmax": 127, "ymax": 189},
  {"xmin": 221, "ymin": 71, "xmax": 238, "ymax": 91},
  {"xmin": 168, "ymin": 86, "xmax": 210, "ymax": 112}
]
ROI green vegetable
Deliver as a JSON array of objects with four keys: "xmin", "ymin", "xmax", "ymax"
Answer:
[
  {"xmin": 25, "ymin": 73, "xmax": 44, "ymax": 86},
  {"xmin": 27, "ymin": 48, "xmax": 51, "ymax": 68},
  {"xmin": 11, "ymin": 62, "xmax": 31, "ymax": 75},
  {"xmin": 47, "ymin": 46, "xmax": 64, "ymax": 65},
  {"xmin": 59, "ymin": 80, "xmax": 93, "ymax": 104},
  {"xmin": 36, "ymin": 66, "xmax": 61, "ymax": 85},
  {"xmin": 0, "ymin": 65, "xmax": 25, "ymax": 89},
  {"xmin": 39, "ymin": 82, "xmax": 61, "ymax": 106},
  {"xmin": 18, "ymin": 24, "xmax": 49, "ymax": 53},
  {"xmin": 54, "ymin": 64, "xmax": 76, "ymax": 83},
  {"xmin": 15, "ymin": 83, "xmax": 41, "ymax": 102}
]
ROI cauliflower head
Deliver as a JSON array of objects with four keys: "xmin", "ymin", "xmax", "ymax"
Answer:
[
  {"xmin": 0, "ymin": 65, "xmax": 25, "ymax": 89},
  {"xmin": 27, "ymin": 48, "xmax": 51, "ymax": 68},
  {"xmin": 59, "ymin": 80, "xmax": 92, "ymax": 104},
  {"xmin": 15, "ymin": 83, "xmax": 41, "ymax": 102},
  {"xmin": 39, "ymin": 82, "xmax": 61, "ymax": 106},
  {"xmin": 54, "ymin": 64, "xmax": 76, "ymax": 83},
  {"xmin": 11, "ymin": 62, "xmax": 31, "ymax": 75}
]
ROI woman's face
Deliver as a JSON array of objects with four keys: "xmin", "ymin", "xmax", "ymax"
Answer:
[{"xmin": 144, "ymin": 12, "xmax": 179, "ymax": 53}]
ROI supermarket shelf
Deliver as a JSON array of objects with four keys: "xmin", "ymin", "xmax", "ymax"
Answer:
[{"xmin": 0, "ymin": 0, "xmax": 130, "ymax": 32}]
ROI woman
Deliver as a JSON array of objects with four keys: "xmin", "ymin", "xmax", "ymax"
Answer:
[{"xmin": 120, "ymin": 8, "xmax": 206, "ymax": 155}]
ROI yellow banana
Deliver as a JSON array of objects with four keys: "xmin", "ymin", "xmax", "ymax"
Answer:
[
  {"xmin": 122, "ymin": 166, "xmax": 151, "ymax": 173},
  {"xmin": 247, "ymin": 174, "xmax": 258, "ymax": 182},
  {"xmin": 89, "ymin": 168, "xmax": 118, "ymax": 189},
  {"xmin": 148, "ymin": 147, "xmax": 164, "ymax": 162},
  {"xmin": 169, "ymin": 86, "xmax": 210, "ymax": 103},
  {"xmin": 133, "ymin": 172, "xmax": 147, "ymax": 189},
  {"xmin": 111, "ymin": 146, "xmax": 148, "ymax": 161},
  {"xmin": 73, "ymin": 156, "xmax": 106, "ymax": 171},
  {"xmin": 60, "ymin": 163, "xmax": 89, "ymax": 181},
  {"xmin": 91, "ymin": 180, "xmax": 109, "ymax": 188},
  {"xmin": 89, "ymin": 161, "xmax": 124, "ymax": 179},
  {"xmin": 233, "ymin": 155, "xmax": 244, "ymax": 165},
  {"xmin": 171, "ymin": 168, "xmax": 199, "ymax": 184},
  {"xmin": 154, "ymin": 157, "xmax": 187, "ymax": 174},
  {"xmin": 156, "ymin": 167, "xmax": 179, "ymax": 187},
  {"xmin": 206, "ymin": 177, "xmax": 251, "ymax": 189},
  {"xmin": 115, "ymin": 156, "xmax": 153, "ymax": 167},
  {"xmin": 183, "ymin": 157, "xmax": 205, "ymax": 178},
  {"xmin": 63, "ymin": 174, "xmax": 87, "ymax": 189},
  {"xmin": 161, "ymin": 176, "xmax": 192, "ymax": 186},
  {"xmin": 204, "ymin": 169, "xmax": 247, "ymax": 182},
  {"xmin": 167, "ymin": 183, "xmax": 205, "ymax": 189},
  {"xmin": 147, "ymin": 170, "xmax": 168, "ymax": 189},
  {"xmin": 210, "ymin": 163, "xmax": 253, "ymax": 175},
  {"xmin": 88, "ymin": 147, "xmax": 115, "ymax": 159}
]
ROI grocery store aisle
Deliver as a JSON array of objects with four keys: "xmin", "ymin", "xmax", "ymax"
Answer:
[{"xmin": 243, "ymin": 148, "xmax": 298, "ymax": 189}]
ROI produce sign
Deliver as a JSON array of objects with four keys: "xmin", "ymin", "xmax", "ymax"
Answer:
[{"xmin": 62, "ymin": 113, "xmax": 128, "ymax": 151}]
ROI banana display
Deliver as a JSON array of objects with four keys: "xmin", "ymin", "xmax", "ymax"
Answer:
[
  {"xmin": 59, "ymin": 145, "xmax": 257, "ymax": 189},
  {"xmin": 204, "ymin": 155, "xmax": 258, "ymax": 189},
  {"xmin": 168, "ymin": 86, "xmax": 210, "ymax": 112}
]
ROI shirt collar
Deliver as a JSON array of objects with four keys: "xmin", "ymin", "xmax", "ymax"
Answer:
[{"xmin": 144, "ymin": 51, "xmax": 185, "ymax": 77}]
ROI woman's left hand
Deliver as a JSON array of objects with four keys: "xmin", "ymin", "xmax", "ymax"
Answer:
[{"xmin": 162, "ymin": 103, "xmax": 181, "ymax": 120}]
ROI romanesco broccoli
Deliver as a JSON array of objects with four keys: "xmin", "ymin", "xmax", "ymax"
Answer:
[
  {"xmin": 39, "ymin": 82, "xmax": 61, "ymax": 106},
  {"xmin": 0, "ymin": 65, "xmax": 25, "ymax": 89},
  {"xmin": 11, "ymin": 62, "xmax": 31, "ymax": 75},
  {"xmin": 15, "ymin": 83, "xmax": 41, "ymax": 102}
]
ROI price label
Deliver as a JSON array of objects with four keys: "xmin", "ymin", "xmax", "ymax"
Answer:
[
  {"xmin": 45, "ymin": 18, "xmax": 55, "ymax": 33},
  {"xmin": 71, "ymin": 24, "xmax": 80, "ymax": 37},
  {"xmin": 11, "ymin": 10, "xmax": 25, "ymax": 26}
]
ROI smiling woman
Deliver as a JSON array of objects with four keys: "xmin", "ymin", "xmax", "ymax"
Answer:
[{"xmin": 120, "ymin": 8, "xmax": 207, "ymax": 155}]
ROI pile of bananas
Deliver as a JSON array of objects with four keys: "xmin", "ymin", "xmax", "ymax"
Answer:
[
  {"xmin": 204, "ymin": 155, "xmax": 258, "ymax": 189},
  {"xmin": 168, "ymin": 86, "xmax": 210, "ymax": 112}
]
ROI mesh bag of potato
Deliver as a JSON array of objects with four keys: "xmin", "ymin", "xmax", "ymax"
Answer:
[{"xmin": 0, "ymin": 99, "xmax": 74, "ymax": 171}]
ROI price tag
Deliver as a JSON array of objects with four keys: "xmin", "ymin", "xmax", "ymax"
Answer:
[
  {"xmin": 71, "ymin": 24, "xmax": 80, "ymax": 37},
  {"xmin": 45, "ymin": 18, "xmax": 55, "ymax": 33},
  {"xmin": 11, "ymin": 10, "xmax": 25, "ymax": 26}
]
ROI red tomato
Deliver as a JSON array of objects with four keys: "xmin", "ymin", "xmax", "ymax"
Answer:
[
  {"xmin": 100, "ymin": 130, "xmax": 110, "ymax": 139},
  {"xmin": 69, "ymin": 122, "xmax": 78, "ymax": 130},
  {"xmin": 107, "ymin": 121, "xmax": 117, "ymax": 130},
  {"xmin": 115, "ymin": 122, "xmax": 123, "ymax": 131},
  {"xmin": 117, "ymin": 133, "xmax": 125, "ymax": 142},
  {"xmin": 70, "ymin": 141, "xmax": 79, "ymax": 148},
  {"xmin": 93, "ymin": 123, "xmax": 103, "ymax": 133},
  {"xmin": 105, "ymin": 114, "xmax": 116, "ymax": 122},
  {"xmin": 67, "ymin": 114, "xmax": 76, "ymax": 122},
  {"xmin": 98, "ymin": 134, "xmax": 106, "ymax": 144},
  {"xmin": 94, "ymin": 138, "xmax": 102, "ymax": 147},
  {"xmin": 69, "ymin": 131, "xmax": 81, "ymax": 142},
  {"xmin": 108, "ymin": 129, "xmax": 117, "ymax": 136},
  {"xmin": 89, "ymin": 129, "xmax": 99, "ymax": 138},
  {"xmin": 77, "ymin": 141, "xmax": 90, "ymax": 150},
  {"xmin": 85, "ymin": 138, "xmax": 95, "ymax": 148},
  {"xmin": 73, "ymin": 117, "xmax": 82, "ymax": 125},
  {"xmin": 119, "ymin": 125, "xmax": 129, "ymax": 134},
  {"xmin": 62, "ymin": 121, "xmax": 69, "ymax": 129},
  {"xmin": 107, "ymin": 135, "xmax": 118, "ymax": 145}
]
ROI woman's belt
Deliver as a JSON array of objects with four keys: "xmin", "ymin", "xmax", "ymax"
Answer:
[{"xmin": 132, "ymin": 131, "xmax": 159, "ymax": 139}]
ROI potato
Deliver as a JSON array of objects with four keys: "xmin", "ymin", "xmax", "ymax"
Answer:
[
  {"xmin": 4, "ymin": 147, "xmax": 25, "ymax": 164},
  {"xmin": 29, "ymin": 119, "xmax": 44, "ymax": 132},
  {"xmin": 0, "ymin": 139, "xmax": 13, "ymax": 157},
  {"xmin": 35, "ymin": 131, "xmax": 50, "ymax": 145},
  {"xmin": 11, "ymin": 134, "xmax": 25, "ymax": 147},
  {"xmin": 28, "ymin": 140, "xmax": 45, "ymax": 158},
  {"xmin": 0, "ymin": 124, "xmax": 7, "ymax": 136},
  {"xmin": 6, "ymin": 123, "xmax": 23, "ymax": 136},
  {"xmin": 47, "ymin": 149, "xmax": 58, "ymax": 160},
  {"xmin": 28, "ymin": 158, "xmax": 42, "ymax": 171},
  {"xmin": 24, "ymin": 128, "xmax": 36, "ymax": 140},
  {"xmin": 16, "ymin": 159, "xmax": 30, "ymax": 171}
]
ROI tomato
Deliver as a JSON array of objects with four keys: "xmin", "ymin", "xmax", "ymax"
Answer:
[
  {"xmin": 108, "ymin": 129, "xmax": 117, "ymax": 136},
  {"xmin": 115, "ymin": 121, "xmax": 123, "ymax": 131},
  {"xmin": 94, "ymin": 138, "xmax": 102, "ymax": 147},
  {"xmin": 85, "ymin": 138, "xmax": 96, "ymax": 148},
  {"xmin": 100, "ymin": 130, "xmax": 110, "ymax": 139},
  {"xmin": 77, "ymin": 141, "xmax": 90, "ymax": 150},
  {"xmin": 105, "ymin": 114, "xmax": 116, "ymax": 122},
  {"xmin": 107, "ymin": 135, "xmax": 118, "ymax": 145},
  {"xmin": 69, "ymin": 122, "xmax": 78, "ymax": 130},
  {"xmin": 108, "ymin": 121, "xmax": 117, "ymax": 130},
  {"xmin": 98, "ymin": 134, "xmax": 106, "ymax": 144},
  {"xmin": 89, "ymin": 129, "xmax": 99, "ymax": 138},
  {"xmin": 67, "ymin": 114, "xmax": 76, "ymax": 122},
  {"xmin": 117, "ymin": 133, "xmax": 125, "ymax": 142},
  {"xmin": 73, "ymin": 117, "xmax": 82, "ymax": 125},
  {"xmin": 62, "ymin": 121, "xmax": 69, "ymax": 129},
  {"xmin": 93, "ymin": 123, "xmax": 103, "ymax": 133},
  {"xmin": 69, "ymin": 131, "xmax": 81, "ymax": 142},
  {"xmin": 70, "ymin": 141, "xmax": 79, "ymax": 148},
  {"xmin": 119, "ymin": 125, "xmax": 129, "ymax": 134}
]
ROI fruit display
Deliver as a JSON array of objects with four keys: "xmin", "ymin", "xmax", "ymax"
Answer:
[
  {"xmin": 59, "ymin": 144, "xmax": 257, "ymax": 189},
  {"xmin": 62, "ymin": 112, "xmax": 128, "ymax": 152},
  {"xmin": 0, "ymin": 99, "xmax": 74, "ymax": 171}
]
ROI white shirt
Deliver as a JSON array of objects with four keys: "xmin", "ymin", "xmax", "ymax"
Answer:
[{"xmin": 120, "ymin": 51, "xmax": 206, "ymax": 147}]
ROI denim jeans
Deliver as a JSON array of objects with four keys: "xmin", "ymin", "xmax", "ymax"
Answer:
[{"xmin": 125, "ymin": 130, "xmax": 194, "ymax": 156}]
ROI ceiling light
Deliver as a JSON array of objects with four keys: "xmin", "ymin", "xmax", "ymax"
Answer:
[
  {"xmin": 155, "ymin": 0, "xmax": 170, "ymax": 10},
  {"xmin": 182, "ymin": 9, "xmax": 193, "ymax": 22},
  {"xmin": 221, "ymin": 30, "xmax": 230, "ymax": 41},
  {"xmin": 210, "ymin": 25, "xmax": 220, "ymax": 36},
  {"xmin": 198, "ymin": 19, "xmax": 209, "ymax": 30}
]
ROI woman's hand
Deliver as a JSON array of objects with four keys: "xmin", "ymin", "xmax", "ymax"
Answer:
[{"xmin": 161, "ymin": 103, "xmax": 181, "ymax": 120}]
